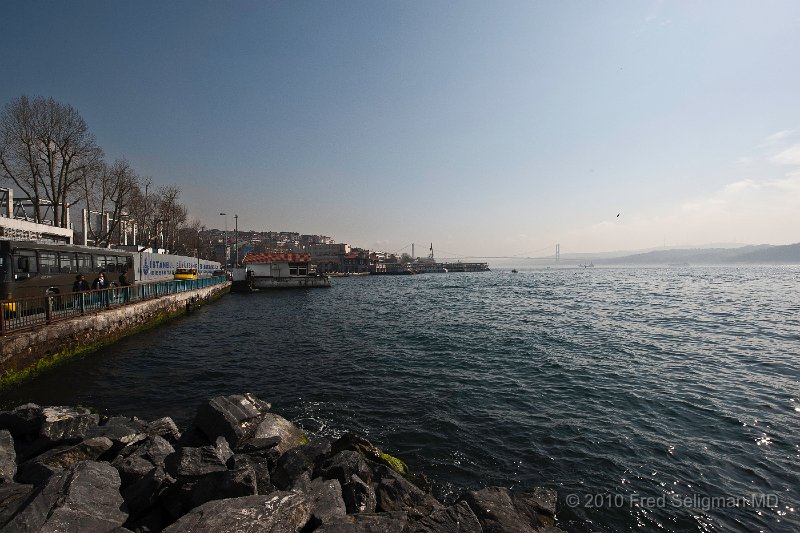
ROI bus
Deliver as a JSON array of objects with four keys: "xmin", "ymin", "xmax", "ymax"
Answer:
[{"xmin": 0, "ymin": 239, "xmax": 135, "ymax": 301}]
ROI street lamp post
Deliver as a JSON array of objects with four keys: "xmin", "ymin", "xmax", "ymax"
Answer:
[
  {"xmin": 197, "ymin": 225, "xmax": 205, "ymax": 271},
  {"xmin": 234, "ymin": 214, "xmax": 239, "ymax": 266},
  {"xmin": 219, "ymin": 213, "xmax": 228, "ymax": 267}
]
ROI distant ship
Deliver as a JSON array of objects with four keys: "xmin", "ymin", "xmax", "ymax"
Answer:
[
  {"xmin": 511, "ymin": 269, "xmax": 518, "ymax": 273},
  {"xmin": 580, "ymin": 261, "xmax": 594, "ymax": 268}
]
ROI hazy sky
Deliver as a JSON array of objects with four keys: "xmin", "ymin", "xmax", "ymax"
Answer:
[{"xmin": 2, "ymin": 1, "xmax": 799, "ymax": 256}]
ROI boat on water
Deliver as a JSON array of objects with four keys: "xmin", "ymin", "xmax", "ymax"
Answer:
[
  {"xmin": 231, "ymin": 252, "xmax": 330, "ymax": 291},
  {"xmin": 580, "ymin": 261, "xmax": 594, "ymax": 268},
  {"xmin": 511, "ymin": 269, "xmax": 518, "ymax": 273}
]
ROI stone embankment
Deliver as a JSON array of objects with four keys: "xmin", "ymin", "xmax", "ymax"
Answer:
[
  {"xmin": 0, "ymin": 282, "xmax": 230, "ymax": 388},
  {"xmin": 0, "ymin": 393, "xmax": 563, "ymax": 532}
]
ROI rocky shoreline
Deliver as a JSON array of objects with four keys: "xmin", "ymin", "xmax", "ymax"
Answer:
[{"xmin": 0, "ymin": 393, "xmax": 563, "ymax": 532}]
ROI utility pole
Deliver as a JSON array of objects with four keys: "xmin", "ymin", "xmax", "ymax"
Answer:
[{"xmin": 220, "ymin": 213, "xmax": 228, "ymax": 267}]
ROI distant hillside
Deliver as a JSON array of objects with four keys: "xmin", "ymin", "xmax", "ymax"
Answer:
[{"xmin": 602, "ymin": 243, "xmax": 800, "ymax": 265}]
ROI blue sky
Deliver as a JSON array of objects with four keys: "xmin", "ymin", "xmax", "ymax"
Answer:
[{"xmin": 2, "ymin": 1, "xmax": 799, "ymax": 256}]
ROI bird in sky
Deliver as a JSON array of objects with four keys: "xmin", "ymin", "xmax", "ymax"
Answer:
[{"xmin": 616, "ymin": 213, "xmax": 620, "ymax": 217}]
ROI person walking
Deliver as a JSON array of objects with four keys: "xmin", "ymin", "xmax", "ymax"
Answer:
[
  {"xmin": 73, "ymin": 274, "xmax": 90, "ymax": 312},
  {"xmin": 72, "ymin": 274, "xmax": 89, "ymax": 292},
  {"xmin": 118, "ymin": 268, "xmax": 131, "ymax": 302},
  {"xmin": 92, "ymin": 271, "xmax": 109, "ymax": 307},
  {"xmin": 91, "ymin": 271, "xmax": 107, "ymax": 290}
]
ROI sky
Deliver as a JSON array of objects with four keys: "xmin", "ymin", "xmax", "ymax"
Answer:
[{"xmin": 1, "ymin": 0, "xmax": 799, "ymax": 257}]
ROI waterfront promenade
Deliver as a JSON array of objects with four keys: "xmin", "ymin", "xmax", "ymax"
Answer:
[{"xmin": 0, "ymin": 277, "xmax": 230, "ymax": 388}]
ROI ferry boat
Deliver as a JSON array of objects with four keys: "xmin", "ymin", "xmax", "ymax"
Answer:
[{"xmin": 231, "ymin": 252, "xmax": 330, "ymax": 291}]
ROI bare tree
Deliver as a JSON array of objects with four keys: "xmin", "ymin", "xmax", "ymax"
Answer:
[
  {"xmin": 155, "ymin": 185, "xmax": 186, "ymax": 252},
  {"xmin": 0, "ymin": 95, "xmax": 101, "ymax": 227},
  {"xmin": 0, "ymin": 96, "xmax": 44, "ymax": 222},
  {"xmin": 175, "ymin": 219, "xmax": 212, "ymax": 258},
  {"xmin": 128, "ymin": 176, "xmax": 157, "ymax": 246},
  {"xmin": 80, "ymin": 158, "xmax": 139, "ymax": 247}
]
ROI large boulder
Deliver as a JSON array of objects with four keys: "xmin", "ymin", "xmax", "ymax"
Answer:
[
  {"xmin": 16, "ymin": 436, "xmax": 113, "ymax": 486},
  {"xmin": 5, "ymin": 460, "xmax": 127, "ymax": 532},
  {"xmin": 511, "ymin": 487, "xmax": 558, "ymax": 528},
  {"xmin": 271, "ymin": 438, "xmax": 331, "ymax": 489},
  {"xmin": 39, "ymin": 406, "xmax": 99, "ymax": 442},
  {"xmin": 113, "ymin": 435, "xmax": 175, "ymax": 487},
  {"xmin": 375, "ymin": 468, "xmax": 443, "ymax": 519},
  {"xmin": 232, "ymin": 453, "xmax": 275, "ymax": 494},
  {"xmin": 146, "ymin": 416, "xmax": 181, "ymax": 443},
  {"xmin": 331, "ymin": 434, "xmax": 405, "ymax": 471},
  {"xmin": 252, "ymin": 413, "xmax": 306, "ymax": 455},
  {"xmin": 342, "ymin": 474, "xmax": 377, "ymax": 514},
  {"xmin": 120, "ymin": 465, "xmax": 172, "ymax": 523},
  {"xmin": 0, "ymin": 482, "xmax": 35, "ymax": 529},
  {"xmin": 302, "ymin": 478, "xmax": 346, "ymax": 527},
  {"xmin": 162, "ymin": 492, "xmax": 310, "ymax": 533},
  {"xmin": 87, "ymin": 416, "xmax": 147, "ymax": 453},
  {"xmin": 188, "ymin": 460, "xmax": 259, "ymax": 508},
  {"xmin": 410, "ymin": 501, "xmax": 482, "ymax": 533},
  {"xmin": 0, "ymin": 429, "xmax": 16, "ymax": 482},
  {"xmin": 163, "ymin": 441, "xmax": 231, "ymax": 479},
  {"xmin": 193, "ymin": 393, "xmax": 271, "ymax": 449},
  {"xmin": 315, "ymin": 511, "xmax": 409, "ymax": 533},
  {"xmin": 317, "ymin": 450, "xmax": 376, "ymax": 486},
  {"xmin": 461, "ymin": 486, "xmax": 557, "ymax": 533},
  {"xmin": 0, "ymin": 403, "xmax": 42, "ymax": 440}
]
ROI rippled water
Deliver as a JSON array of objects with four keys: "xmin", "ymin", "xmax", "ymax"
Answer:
[{"xmin": 2, "ymin": 267, "xmax": 799, "ymax": 532}]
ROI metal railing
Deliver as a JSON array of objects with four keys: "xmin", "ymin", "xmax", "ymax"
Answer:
[{"xmin": 0, "ymin": 276, "xmax": 227, "ymax": 335}]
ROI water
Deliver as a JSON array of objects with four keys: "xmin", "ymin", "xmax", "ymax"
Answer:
[{"xmin": 2, "ymin": 266, "xmax": 799, "ymax": 532}]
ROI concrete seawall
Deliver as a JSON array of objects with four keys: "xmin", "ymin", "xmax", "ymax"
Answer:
[{"xmin": 0, "ymin": 281, "xmax": 231, "ymax": 389}]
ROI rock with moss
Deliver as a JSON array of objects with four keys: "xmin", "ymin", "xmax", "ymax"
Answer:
[
  {"xmin": 271, "ymin": 438, "xmax": 331, "ymax": 489},
  {"xmin": 253, "ymin": 413, "xmax": 306, "ymax": 455}
]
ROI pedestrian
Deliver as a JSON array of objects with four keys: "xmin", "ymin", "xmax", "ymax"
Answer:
[
  {"xmin": 118, "ymin": 268, "xmax": 131, "ymax": 303},
  {"xmin": 72, "ymin": 274, "xmax": 89, "ymax": 292},
  {"xmin": 118, "ymin": 268, "xmax": 130, "ymax": 287},
  {"xmin": 92, "ymin": 271, "xmax": 107, "ymax": 290}
]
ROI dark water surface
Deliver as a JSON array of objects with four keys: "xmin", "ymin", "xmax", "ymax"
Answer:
[{"xmin": 3, "ymin": 267, "xmax": 799, "ymax": 532}]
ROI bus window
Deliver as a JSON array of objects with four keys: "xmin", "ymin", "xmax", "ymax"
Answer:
[
  {"xmin": 0, "ymin": 253, "xmax": 8, "ymax": 281},
  {"xmin": 13, "ymin": 250, "xmax": 38, "ymax": 277},
  {"xmin": 77, "ymin": 253, "xmax": 92, "ymax": 274},
  {"xmin": 39, "ymin": 252, "xmax": 58, "ymax": 274},
  {"xmin": 59, "ymin": 252, "xmax": 77, "ymax": 274},
  {"xmin": 106, "ymin": 259, "xmax": 117, "ymax": 273},
  {"xmin": 95, "ymin": 255, "xmax": 109, "ymax": 272},
  {"xmin": 125, "ymin": 256, "xmax": 134, "ymax": 269}
]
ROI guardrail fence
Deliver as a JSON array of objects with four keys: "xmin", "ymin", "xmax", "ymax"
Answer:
[{"xmin": 0, "ymin": 276, "xmax": 227, "ymax": 335}]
